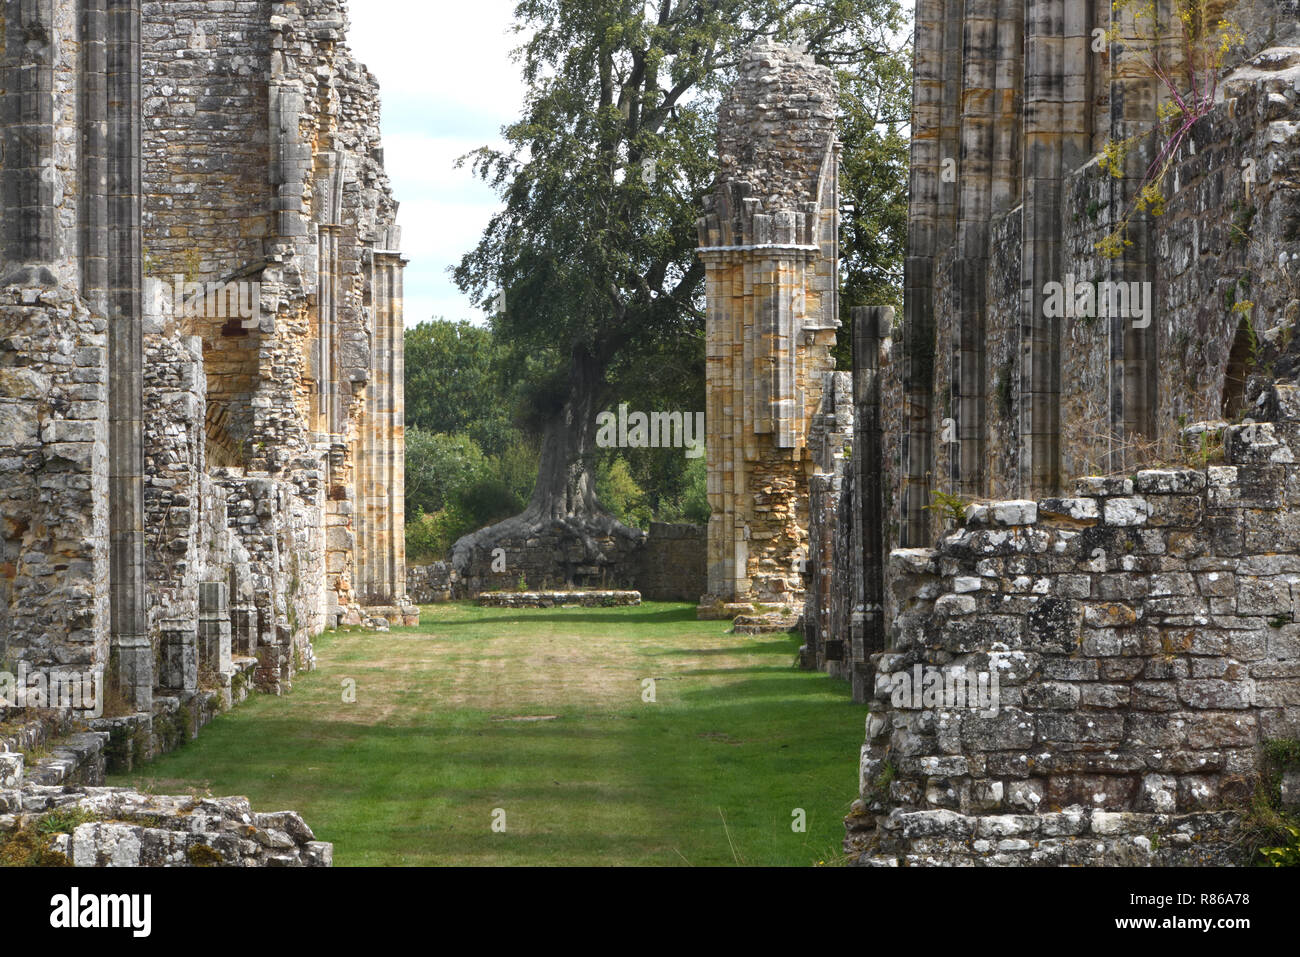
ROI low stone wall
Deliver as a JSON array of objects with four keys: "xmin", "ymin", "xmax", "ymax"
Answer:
[
  {"xmin": 453, "ymin": 520, "xmax": 647, "ymax": 597},
  {"xmin": 849, "ymin": 806, "xmax": 1243, "ymax": 866},
  {"xmin": 478, "ymin": 591, "xmax": 641, "ymax": 609},
  {"xmin": 407, "ymin": 561, "xmax": 458, "ymax": 603},
  {"xmin": 848, "ymin": 392, "xmax": 1300, "ymax": 865},
  {"xmin": 634, "ymin": 523, "xmax": 706, "ymax": 601},
  {"xmin": 0, "ymin": 715, "xmax": 107, "ymax": 788},
  {"xmin": 425, "ymin": 522, "xmax": 705, "ymax": 603}
]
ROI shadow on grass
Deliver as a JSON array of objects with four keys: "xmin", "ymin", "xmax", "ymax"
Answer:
[
  {"xmin": 113, "ymin": 613, "xmax": 861, "ymax": 866},
  {"xmin": 647, "ymin": 638, "xmax": 802, "ymax": 660}
]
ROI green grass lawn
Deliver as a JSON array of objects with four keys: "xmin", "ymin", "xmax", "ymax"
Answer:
[{"xmin": 109, "ymin": 602, "xmax": 864, "ymax": 866}]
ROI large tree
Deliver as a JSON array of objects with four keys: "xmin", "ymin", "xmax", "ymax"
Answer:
[{"xmin": 452, "ymin": 0, "xmax": 908, "ymax": 561}]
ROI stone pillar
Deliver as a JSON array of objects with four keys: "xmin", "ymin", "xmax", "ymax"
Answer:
[
  {"xmin": 105, "ymin": 0, "xmax": 150, "ymax": 709},
  {"xmin": 316, "ymin": 220, "xmax": 350, "ymax": 619},
  {"xmin": 3, "ymin": 0, "xmax": 148, "ymax": 705},
  {"xmin": 899, "ymin": 0, "xmax": 955, "ymax": 546},
  {"xmin": 231, "ymin": 604, "xmax": 257, "ymax": 657},
  {"xmin": 357, "ymin": 235, "xmax": 409, "ymax": 612},
  {"xmin": 853, "ymin": 305, "xmax": 891, "ymax": 702},
  {"xmin": 158, "ymin": 619, "xmax": 197, "ymax": 692},
  {"xmin": 697, "ymin": 41, "xmax": 839, "ymax": 608},
  {"xmin": 1106, "ymin": 0, "xmax": 1163, "ymax": 468}
]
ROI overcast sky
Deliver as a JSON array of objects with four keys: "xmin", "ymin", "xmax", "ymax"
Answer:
[{"xmin": 347, "ymin": 1, "xmax": 525, "ymax": 327}]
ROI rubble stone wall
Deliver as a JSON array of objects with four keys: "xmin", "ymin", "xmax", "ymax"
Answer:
[
  {"xmin": 820, "ymin": 2, "xmax": 1300, "ymax": 866},
  {"xmin": 139, "ymin": 0, "xmax": 412, "ymax": 626},
  {"xmin": 141, "ymin": 0, "xmax": 273, "ymax": 465},
  {"xmin": 453, "ymin": 523, "xmax": 647, "ymax": 597},
  {"xmin": 0, "ymin": 278, "xmax": 110, "ymax": 675},
  {"xmin": 849, "ymin": 425, "xmax": 1300, "ymax": 864},
  {"xmin": 406, "ymin": 562, "xmax": 456, "ymax": 604},
  {"xmin": 634, "ymin": 523, "xmax": 706, "ymax": 602},
  {"xmin": 430, "ymin": 522, "xmax": 705, "ymax": 602}
]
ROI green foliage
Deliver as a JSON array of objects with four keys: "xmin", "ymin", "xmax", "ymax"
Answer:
[
  {"xmin": 404, "ymin": 320, "xmax": 520, "ymax": 457},
  {"xmin": 1243, "ymin": 738, "xmax": 1300, "ymax": 866},
  {"xmin": 868, "ymin": 760, "xmax": 896, "ymax": 804},
  {"xmin": 0, "ymin": 827, "xmax": 70, "ymax": 867},
  {"xmin": 0, "ymin": 807, "xmax": 101, "ymax": 867},
  {"xmin": 404, "ymin": 429, "xmax": 534, "ymax": 554},
  {"xmin": 679, "ymin": 456, "xmax": 710, "ymax": 525},
  {"xmin": 187, "ymin": 843, "xmax": 224, "ymax": 867},
  {"xmin": 596, "ymin": 456, "xmax": 653, "ymax": 529},
  {"xmin": 1265, "ymin": 739, "xmax": 1300, "ymax": 767},
  {"xmin": 405, "ymin": 430, "xmax": 490, "ymax": 516},
  {"xmin": 924, "ymin": 490, "xmax": 970, "ymax": 525},
  {"xmin": 1260, "ymin": 825, "xmax": 1300, "ymax": 866},
  {"xmin": 1095, "ymin": 0, "xmax": 1245, "ymax": 258},
  {"xmin": 406, "ymin": 505, "xmax": 474, "ymax": 565},
  {"xmin": 36, "ymin": 807, "xmax": 100, "ymax": 836}
]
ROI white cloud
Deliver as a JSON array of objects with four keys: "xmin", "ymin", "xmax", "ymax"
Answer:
[{"xmin": 346, "ymin": 1, "xmax": 526, "ymax": 326}]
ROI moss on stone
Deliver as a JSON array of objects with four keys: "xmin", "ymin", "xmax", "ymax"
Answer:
[
  {"xmin": 186, "ymin": 843, "xmax": 223, "ymax": 867},
  {"xmin": 1240, "ymin": 738, "xmax": 1300, "ymax": 865},
  {"xmin": 0, "ymin": 827, "xmax": 71, "ymax": 867}
]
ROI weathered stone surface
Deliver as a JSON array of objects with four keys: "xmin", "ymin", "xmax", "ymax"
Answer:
[
  {"xmin": 0, "ymin": 786, "xmax": 331, "ymax": 867},
  {"xmin": 0, "ymin": 0, "xmax": 403, "ymax": 863},
  {"xmin": 699, "ymin": 41, "xmax": 839, "ymax": 608},
  {"xmin": 830, "ymin": 5, "xmax": 1300, "ymax": 865}
]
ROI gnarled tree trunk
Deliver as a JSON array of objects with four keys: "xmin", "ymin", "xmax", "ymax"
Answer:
[{"xmin": 451, "ymin": 347, "xmax": 643, "ymax": 584}]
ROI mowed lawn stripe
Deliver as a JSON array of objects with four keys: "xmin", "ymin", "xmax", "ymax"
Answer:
[{"xmin": 109, "ymin": 602, "xmax": 862, "ymax": 866}]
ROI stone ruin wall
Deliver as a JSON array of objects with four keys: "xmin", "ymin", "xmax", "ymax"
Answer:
[
  {"xmin": 902, "ymin": 0, "xmax": 1300, "ymax": 543},
  {"xmin": 0, "ymin": 281, "xmax": 109, "ymax": 679},
  {"xmin": 848, "ymin": 449, "xmax": 1300, "ymax": 865},
  {"xmin": 698, "ymin": 41, "xmax": 840, "ymax": 609},
  {"xmin": 140, "ymin": 0, "xmax": 411, "ymax": 629},
  {"xmin": 1, "ymin": 0, "xmax": 128, "ymax": 695},
  {"xmin": 0, "ymin": 0, "xmax": 409, "ymax": 865},
  {"xmin": 435, "ymin": 521, "xmax": 706, "ymax": 602},
  {"xmin": 803, "ymin": 369, "xmax": 855, "ymax": 672},
  {"xmin": 804, "ymin": 0, "xmax": 1300, "ymax": 864},
  {"xmin": 452, "ymin": 522, "xmax": 649, "ymax": 597}
]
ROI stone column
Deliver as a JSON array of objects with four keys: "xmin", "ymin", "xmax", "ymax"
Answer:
[
  {"xmin": 853, "ymin": 305, "xmax": 892, "ymax": 702},
  {"xmin": 357, "ymin": 238, "xmax": 409, "ymax": 611},
  {"xmin": 198, "ymin": 581, "xmax": 232, "ymax": 679},
  {"xmin": 105, "ymin": 0, "xmax": 150, "ymax": 709},
  {"xmin": 1106, "ymin": 0, "xmax": 1164, "ymax": 468},
  {"xmin": 159, "ymin": 620, "xmax": 197, "ymax": 691},
  {"xmin": 697, "ymin": 41, "xmax": 839, "ymax": 608}
]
